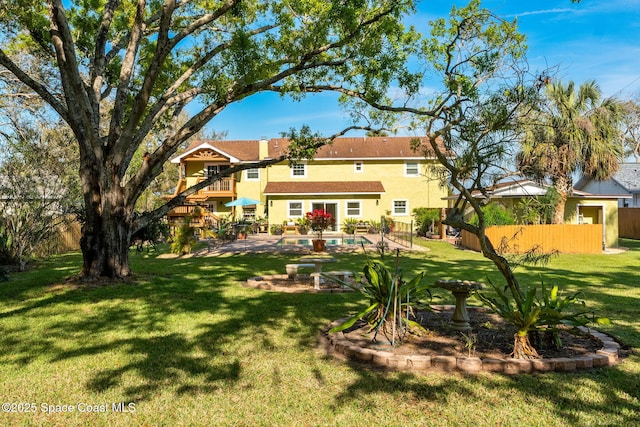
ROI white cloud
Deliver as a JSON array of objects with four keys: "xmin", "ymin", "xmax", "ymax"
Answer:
[{"xmin": 510, "ymin": 8, "xmax": 576, "ymax": 18}]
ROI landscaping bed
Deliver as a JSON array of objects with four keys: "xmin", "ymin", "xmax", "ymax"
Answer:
[{"xmin": 325, "ymin": 306, "xmax": 625, "ymax": 373}]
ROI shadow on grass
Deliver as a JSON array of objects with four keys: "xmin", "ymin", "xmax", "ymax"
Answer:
[
  {"xmin": 328, "ymin": 358, "xmax": 640, "ymax": 426},
  {"xmin": 0, "ymin": 244, "xmax": 639, "ymax": 423}
]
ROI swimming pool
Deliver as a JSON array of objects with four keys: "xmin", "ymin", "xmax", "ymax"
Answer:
[{"xmin": 277, "ymin": 236, "xmax": 373, "ymax": 246}]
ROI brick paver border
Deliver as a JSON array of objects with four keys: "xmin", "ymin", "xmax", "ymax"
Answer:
[
  {"xmin": 322, "ymin": 310, "xmax": 620, "ymax": 374},
  {"xmin": 245, "ymin": 277, "xmax": 621, "ymax": 373}
]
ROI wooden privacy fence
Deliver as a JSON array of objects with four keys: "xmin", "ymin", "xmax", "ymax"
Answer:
[
  {"xmin": 461, "ymin": 224, "xmax": 603, "ymax": 254},
  {"xmin": 36, "ymin": 221, "xmax": 82, "ymax": 256},
  {"xmin": 619, "ymin": 208, "xmax": 640, "ymax": 239}
]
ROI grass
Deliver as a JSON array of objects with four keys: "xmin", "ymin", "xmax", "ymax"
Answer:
[{"xmin": 0, "ymin": 239, "xmax": 638, "ymax": 426}]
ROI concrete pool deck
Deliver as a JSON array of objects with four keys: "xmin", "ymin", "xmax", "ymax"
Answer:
[{"xmin": 195, "ymin": 233, "xmax": 430, "ymax": 256}]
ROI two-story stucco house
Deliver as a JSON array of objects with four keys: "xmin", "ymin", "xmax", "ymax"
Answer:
[{"xmin": 166, "ymin": 136, "xmax": 449, "ymax": 233}]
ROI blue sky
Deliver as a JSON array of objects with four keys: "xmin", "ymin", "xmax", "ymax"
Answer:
[{"xmin": 207, "ymin": 0, "xmax": 640, "ymax": 140}]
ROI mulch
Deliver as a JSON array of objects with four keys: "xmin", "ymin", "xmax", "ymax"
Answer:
[{"xmin": 340, "ymin": 307, "xmax": 604, "ymax": 359}]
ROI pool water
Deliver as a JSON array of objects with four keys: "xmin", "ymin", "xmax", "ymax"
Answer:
[{"xmin": 277, "ymin": 236, "xmax": 373, "ymax": 246}]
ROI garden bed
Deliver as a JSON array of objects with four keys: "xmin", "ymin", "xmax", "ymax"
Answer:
[{"xmin": 323, "ymin": 306, "xmax": 624, "ymax": 374}]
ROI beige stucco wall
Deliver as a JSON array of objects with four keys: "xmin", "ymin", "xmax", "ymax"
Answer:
[
  {"xmin": 179, "ymin": 157, "xmax": 448, "ymax": 231},
  {"xmin": 564, "ymin": 198, "xmax": 619, "ymax": 248},
  {"xmin": 264, "ymin": 159, "xmax": 448, "ymax": 230}
]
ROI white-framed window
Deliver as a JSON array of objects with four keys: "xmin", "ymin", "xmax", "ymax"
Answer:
[
  {"xmin": 404, "ymin": 161, "xmax": 419, "ymax": 177},
  {"xmin": 393, "ymin": 199, "xmax": 408, "ymax": 216},
  {"xmin": 354, "ymin": 162, "xmax": 364, "ymax": 173},
  {"xmin": 346, "ymin": 200, "xmax": 361, "ymax": 217},
  {"xmin": 290, "ymin": 163, "xmax": 306, "ymax": 178},
  {"xmin": 288, "ymin": 201, "xmax": 303, "ymax": 217},
  {"xmin": 245, "ymin": 168, "xmax": 260, "ymax": 181}
]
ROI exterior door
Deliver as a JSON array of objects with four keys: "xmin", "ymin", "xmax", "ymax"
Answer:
[{"xmin": 311, "ymin": 202, "xmax": 338, "ymax": 232}]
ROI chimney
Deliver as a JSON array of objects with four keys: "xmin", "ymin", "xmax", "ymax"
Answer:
[{"xmin": 259, "ymin": 137, "xmax": 269, "ymax": 160}]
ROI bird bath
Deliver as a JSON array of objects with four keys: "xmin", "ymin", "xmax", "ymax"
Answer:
[{"xmin": 434, "ymin": 279, "xmax": 486, "ymax": 331}]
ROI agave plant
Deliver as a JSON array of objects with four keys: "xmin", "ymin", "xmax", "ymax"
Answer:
[
  {"xmin": 476, "ymin": 280, "xmax": 542, "ymax": 359},
  {"xmin": 328, "ymin": 254, "xmax": 431, "ymax": 345},
  {"xmin": 477, "ymin": 280, "xmax": 599, "ymax": 359},
  {"xmin": 536, "ymin": 283, "xmax": 590, "ymax": 349}
]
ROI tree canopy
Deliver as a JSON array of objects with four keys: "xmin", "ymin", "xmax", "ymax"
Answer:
[
  {"xmin": 517, "ymin": 80, "xmax": 625, "ymax": 223},
  {"xmin": 0, "ymin": 0, "xmax": 421, "ymax": 278}
]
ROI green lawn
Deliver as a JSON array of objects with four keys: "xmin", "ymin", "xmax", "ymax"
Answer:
[{"xmin": 0, "ymin": 239, "xmax": 638, "ymax": 426}]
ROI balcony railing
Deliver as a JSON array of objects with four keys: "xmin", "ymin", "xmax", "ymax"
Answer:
[{"xmin": 195, "ymin": 177, "xmax": 234, "ymax": 193}]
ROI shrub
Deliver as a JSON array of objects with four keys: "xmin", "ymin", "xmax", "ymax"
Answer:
[
  {"xmin": 516, "ymin": 189, "xmax": 559, "ymax": 225},
  {"xmin": 171, "ymin": 217, "xmax": 197, "ymax": 254},
  {"xmin": 413, "ymin": 207, "xmax": 441, "ymax": 236},
  {"xmin": 477, "ymin": 280, "xmax": 593, "ymax": 359},
  {"xmin": 131, "ymin": 218, "xmax": 169, "ymax": 252},
  {"xmin": 295, "ymin": 217, "xmax": 310, "ymax": 234},
  {"xmin": 341, "ymin": 217, "xmax": 359, "ymax": 234},
  {"xmin": 269, "ymin": 224, "xmax": 283, "ymax": 235},
  {"xmin": 367, "ymin": 219, "xmax": 382, "ymax": 234},
  {"xmin": 329, "ymin": 252, "xmax": 431, "ymax": 344},
  {"xmin": 470, "ymin": 203, "xmax": 516, "ymax": 226}
]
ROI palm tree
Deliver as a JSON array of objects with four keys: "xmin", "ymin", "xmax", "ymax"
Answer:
[{"xmin": 517, "ymin": 80, "xmax": 624, "ymax": 223}]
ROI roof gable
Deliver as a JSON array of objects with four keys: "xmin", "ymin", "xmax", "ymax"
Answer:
[
  {"xmin": 170, "ymin": 140, "xmax": 259, "ymax": 163},
  {"xmin": 490, "ymin": 180, "xmax": 550, "ymax": 197},
  {"xmin": 576, "ymin": 163, "xmax": 640, "ymax": 193},
  {"xmin": 465, "ymin": 179, "xmax": 616, "ymax": 199}
]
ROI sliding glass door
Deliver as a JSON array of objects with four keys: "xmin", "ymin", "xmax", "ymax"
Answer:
[{"xmin": 311, "ymin": 202, "xmax": 338, "ymax": 232}]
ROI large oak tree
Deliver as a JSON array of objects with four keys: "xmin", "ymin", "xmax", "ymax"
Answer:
[{"xmin": 0, "ymin": 0, "xmax": 420, "ymax": 279}]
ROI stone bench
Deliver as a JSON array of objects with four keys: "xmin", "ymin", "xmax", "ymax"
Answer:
[
  {"xmin": 324, "ymin": 270, "xmax": 354, "ymax": 281},
  {"xmin": 317, "ymin": 271, "xmax": 354, "ymax": 287},
  {"xmin": 285, "ymin": 263, "xmax": 315, "ymax": 280}
]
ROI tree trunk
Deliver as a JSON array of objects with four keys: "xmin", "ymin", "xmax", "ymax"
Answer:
[
  {"xmin": 553, "ymin": 192, "xmax": 567, "ymax": 224},
  {"xmin": 444, "ymin": 211, "xmax": 523, "ymax": 301},
  {"xmin": 79, "ymin": 170, "xmax": 134, "ymax": 280},
  {"xmin": 552, "ymin": 175, "xmax": 570, "ymax": 224},
  {"xmin": 80, "ymin": 213, "xmax": 132, "ymax": 279},
  {"xmin": 512, "ymin": 332, "xmax": 540, "ymax": 359}
]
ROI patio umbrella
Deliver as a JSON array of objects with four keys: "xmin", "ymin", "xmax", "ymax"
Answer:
[{"xmin": 224, "ymin": 197, "xmax": 262, "ymax": 207}]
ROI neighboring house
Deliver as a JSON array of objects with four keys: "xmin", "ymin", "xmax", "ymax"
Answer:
[
  {"xmin": 575, "ymin": 163, "xmax": 640, "ymax": 208},
  {"xmin": 165, "ymin": 136, "xmax": 449, "ymax": 233},
  {"xmin": 468, "ymin": 179, "xmax": 626, "ymax": 248}
]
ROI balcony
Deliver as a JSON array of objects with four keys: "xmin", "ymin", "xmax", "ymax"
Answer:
[{"xmin": 197, "ymin": 177, "xmax": 234, "ymax": 197}]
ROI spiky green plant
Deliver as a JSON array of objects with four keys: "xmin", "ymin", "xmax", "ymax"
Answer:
[
  {"xmin": 328, "ymin": 253, "xmax": 431, "ymax": 343},
  {"xmin": 476, "ymin": 280, "xmax": 542, "ymax": 359},
  {"xmin": 536, "ymin": 283, "xmax": 591, "ymax": 349}
]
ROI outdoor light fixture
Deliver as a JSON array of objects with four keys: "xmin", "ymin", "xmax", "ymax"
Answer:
[
  {"xmin": 376, "ymin": 199, "xmax": 379, "ymax": 206},
  {"xmin": 270, "ymin": 200, "xmax": 273, "ymax": 207}
]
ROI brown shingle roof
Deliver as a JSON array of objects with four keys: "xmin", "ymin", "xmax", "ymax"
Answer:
[
  {"xmin": 268, "ymin": 136, "xmax": 445, "ymax": 159},
  {"xmin": 173, "ymin": 136, "xmax": 447, "ymax": 163},
  {"xmin": 263, "ymin": 181, "xmax": 385, "ymax": 195},
  {"xmin": 209, "ymin": 140, "xmax": 260, "ymax": 161}
]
